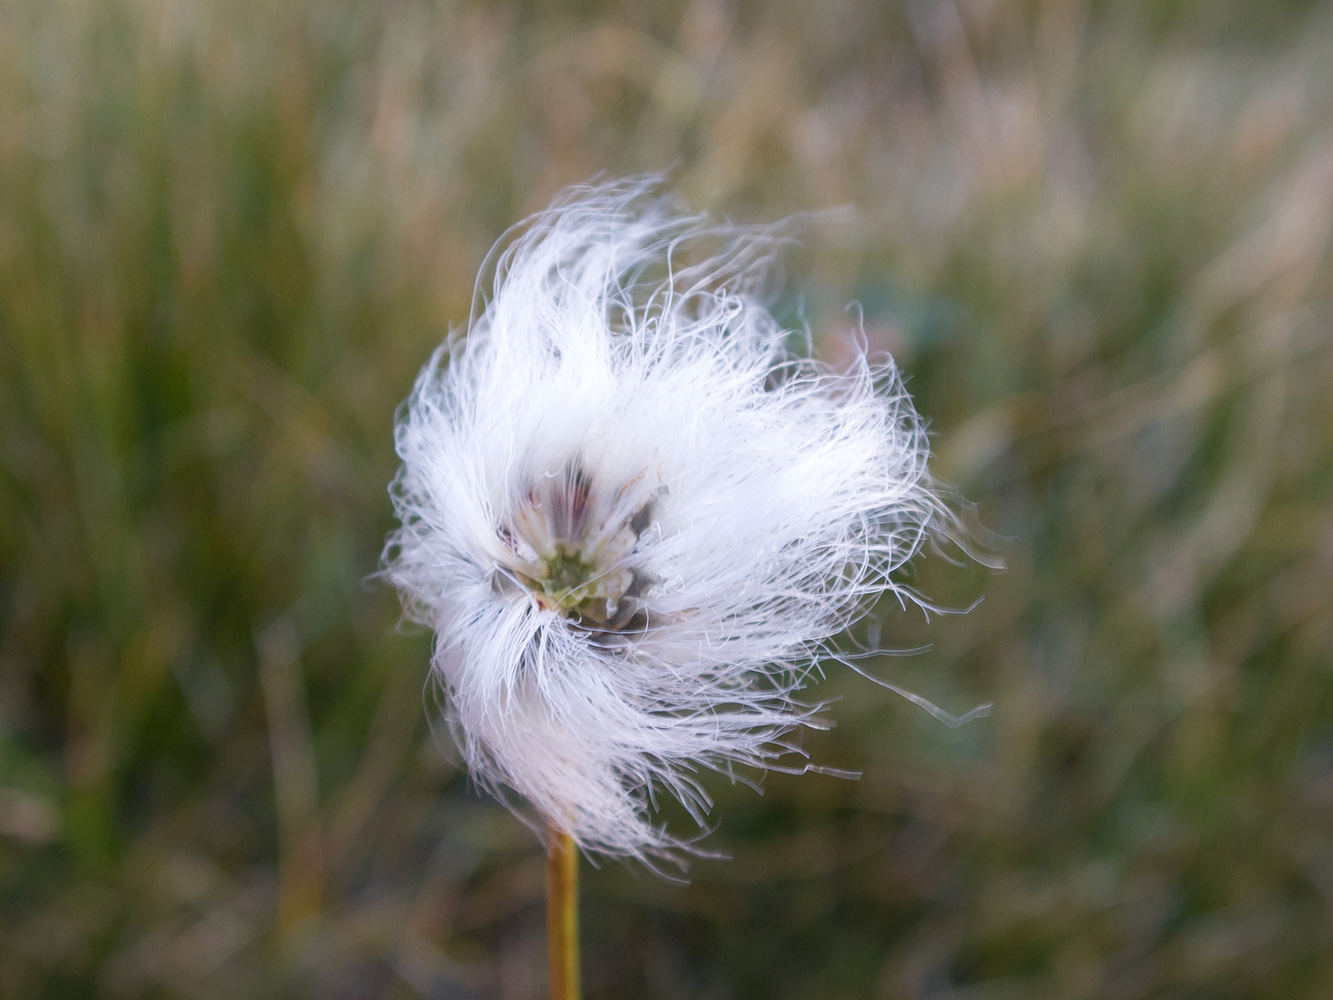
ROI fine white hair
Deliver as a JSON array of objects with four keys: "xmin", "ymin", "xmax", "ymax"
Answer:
[{"xmin": 383, "ymin": 176, "xmax": 961, "ymax": 860}]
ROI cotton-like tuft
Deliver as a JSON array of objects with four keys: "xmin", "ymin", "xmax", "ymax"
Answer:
[{"xmin": 383, "ymin": 176, "xmax": 963, "ymax": 859}]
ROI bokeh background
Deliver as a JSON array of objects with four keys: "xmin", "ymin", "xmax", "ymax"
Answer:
[{"xmin": 3, "ymin": 0, "xmax": 1333, "ymax": 996}]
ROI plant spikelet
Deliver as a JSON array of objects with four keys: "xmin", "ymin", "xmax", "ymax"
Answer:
[{"xmin": 383, "ymin": 176, "xmax": 953, "ymax": 859}]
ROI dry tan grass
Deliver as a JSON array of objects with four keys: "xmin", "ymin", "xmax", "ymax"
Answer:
[{"xmin": 2, "ymin": 1, "xmax": 1332, "ymax": 997}]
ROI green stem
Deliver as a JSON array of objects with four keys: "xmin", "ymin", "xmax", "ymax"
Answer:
[{"xmin": 546, "ymin": 827, "xmax": 581, "ymax": 1000}]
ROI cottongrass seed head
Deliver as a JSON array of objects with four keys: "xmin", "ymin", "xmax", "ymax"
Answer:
[{"xmin": 383, "ymin": 176, "xmax": 973, "ymax": 861}]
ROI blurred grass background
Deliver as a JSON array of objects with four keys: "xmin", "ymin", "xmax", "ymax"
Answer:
[{"xmin": 2, "ymin": 0, "xmax": 1333, "ymax": 997}]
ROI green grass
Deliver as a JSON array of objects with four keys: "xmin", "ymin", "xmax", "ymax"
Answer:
[{"xmin": 2, "ymin": 1, "xmax": 1332, "ymax": 997}]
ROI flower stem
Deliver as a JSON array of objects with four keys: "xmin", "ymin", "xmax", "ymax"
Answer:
[{"xmin": 546, "ymin": 827, "xmax": 581, "ymax": 1000}]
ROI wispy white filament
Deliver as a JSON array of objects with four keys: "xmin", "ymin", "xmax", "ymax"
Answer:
[{"xmin": 384, "ymin": 176, "xmax": 958, "ymax": 859}]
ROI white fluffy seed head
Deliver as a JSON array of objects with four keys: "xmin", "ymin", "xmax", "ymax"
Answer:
[{"xmin": 383, "ymin": 176, "xmax": 954, "ymax": 860}]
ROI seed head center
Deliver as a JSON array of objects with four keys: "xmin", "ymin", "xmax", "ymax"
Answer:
[
  {"xmin": 495, "ymin": 462, "xmax": 664, "ymax": 629},
  {"xmin": 536, "ymin": 542, "xmax": 604, "ymax": 613}
]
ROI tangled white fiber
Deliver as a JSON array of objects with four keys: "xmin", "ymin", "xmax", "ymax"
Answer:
[{"xmin": 383, "ymin": 176, "xmax": 977, "ymax": 861}]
